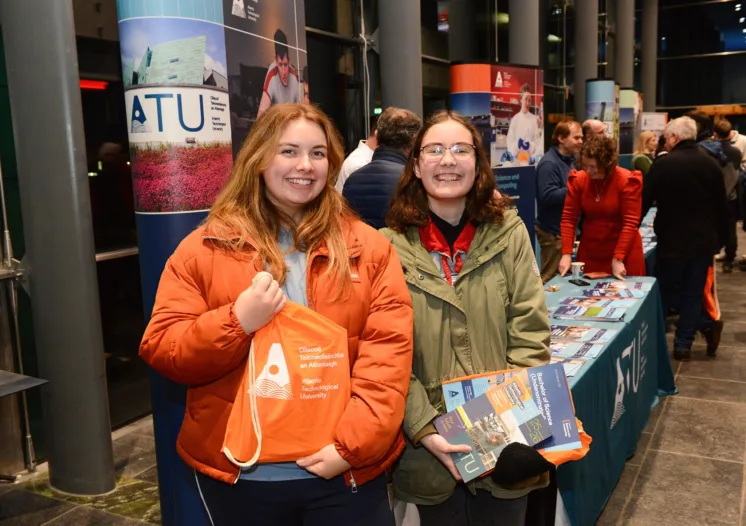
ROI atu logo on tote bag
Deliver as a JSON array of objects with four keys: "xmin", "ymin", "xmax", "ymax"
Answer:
[{"xmin": 222, "ymin": 275, "xmax": 351, "ymax": 468}]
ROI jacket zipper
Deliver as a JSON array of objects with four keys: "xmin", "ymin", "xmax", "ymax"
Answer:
[{"xmin": 349, "ymin": 470, "xmax": 358, "ymax": 493}]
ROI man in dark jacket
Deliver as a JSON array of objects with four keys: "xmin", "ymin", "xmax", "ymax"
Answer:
[
  {"xmin": 343, "ymin": 107, "xmax": 421, "ymax": 229},
  {"xmin": 643, "ymin": 116, "xmax": 728, "ymax": 361},
  {"xmin": 534, "ymin": 120, "xmax": 583, "ymax": 282},
  {"xmin": 688, "ymin": 111, "xmax": 741, "ymax": 272},
  {"xmin": 713, "ymin": 119, "xmax": 742, "ymax": 273}
]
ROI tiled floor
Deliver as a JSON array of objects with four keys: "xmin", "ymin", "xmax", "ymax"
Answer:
[
  {"xmin": 2, "ymin": 237, "xmax": 746, "ymax": 525},
  {"xmin": 598, "ymin": 229, "xmax": 746, "ymax": 525},
  {"xmin": 0, "ymin": 417, "xmax": 159, "ymax": 525}
]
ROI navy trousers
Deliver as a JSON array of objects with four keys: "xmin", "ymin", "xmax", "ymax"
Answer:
[{"xmin": 195, "ymin": 471, "xmax": 394, "ymax": 526}]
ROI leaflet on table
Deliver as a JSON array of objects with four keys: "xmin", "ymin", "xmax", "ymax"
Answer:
[
  {"xmin": 441, "ymin": 363, "xmax": 581, "ymax": 454},
  {"xmin": 550, "ymin": 357, "xmax": 585, "ymax": 377},
  {"xmin": 560, "ymin": 297, "xmax": 638, "ymax": 308},
  {"xmin": 581, "ymin": 288, "xmax": 646, "ymax": 299},
  {"xmin": 434, "ymin": 376, "xmax": 552, "ymax": 482},
  {"xmin": 552, "ymin": 305, "xmax": 627, "ymax": 322},
  {"xmin": 550, "ymin": 341, "xmax": 604, "ymax": 359},
  {"xmin": 551, "ymin": 324, "xmax": 619, "ymax": 344},
  {"xmin": 594, "ymin": 281, "xmax": 653, "ymax": 291}
]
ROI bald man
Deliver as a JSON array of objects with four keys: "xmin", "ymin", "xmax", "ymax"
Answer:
[{"xmin": 582, "ymin": 119, "xmax": 606, "ymax": 140}]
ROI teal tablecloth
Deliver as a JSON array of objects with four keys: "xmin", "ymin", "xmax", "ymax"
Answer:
[{"xmin": 546, "ymin": 275, "xmax": 677, "ymax": 526}]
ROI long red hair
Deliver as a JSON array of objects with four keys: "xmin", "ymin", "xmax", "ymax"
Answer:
[{"xmin": 206, "ymin": 104, "xmax": 355, "ymax": 289}]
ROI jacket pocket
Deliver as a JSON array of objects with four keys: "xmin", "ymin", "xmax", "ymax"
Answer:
[{"xmin": 392, "ymin": 439, "xmax": 457, "ymax": 504}]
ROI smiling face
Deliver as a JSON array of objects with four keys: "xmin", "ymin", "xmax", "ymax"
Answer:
[
  {"xmin": 263, "ymin": 118, "xmax": 329, "ymax": 223},
  {"xmin": 415, "ymin": 119, "xmax": 477, "ymax": 206},
  {"xmin": 646, "ymin": 135, "xmax": 657, "ymax": 152}
]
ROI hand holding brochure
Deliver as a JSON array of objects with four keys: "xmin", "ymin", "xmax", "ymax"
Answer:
[
  {"xmin": 434, "ymin": 376, "xmax": 552, "ymax": 482},
  {"xmin": 441, "ymin": 364, "xmax": 582, "ymax": 458}
]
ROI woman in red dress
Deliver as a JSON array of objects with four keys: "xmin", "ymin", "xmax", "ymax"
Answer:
[{"xmin": 558, "ymin": 135, "xmax": 645, "ymax": 280}]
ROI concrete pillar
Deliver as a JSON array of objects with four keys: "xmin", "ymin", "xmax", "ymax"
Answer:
[
  {"xmin": 378, "ymin": 0, "xmax": 423, "ymax": 116},
  {"xmin": 574, "ymin": 0, "xmax": 599, "ymax": 120},
  {"xmin": 642, "ymin": 0, "xmax": 658, "ymax": 111},
  {"xmin": 0, "ymin": 0, "xmax": 115, "ymax": 495},
  {"xmin": 615, "ymin": 0, "xmax": 635, "ymax": 87},
  {"xmin": 448, "ymin": 0, "xmax": 478, "ymax": 63},
  {"xmin": 606, "ymin": 0, "xmax": 616, "ymax": 80},
  {"xmin": 509, "ymin": 0, "xmax": 540, "ymax": 66}
]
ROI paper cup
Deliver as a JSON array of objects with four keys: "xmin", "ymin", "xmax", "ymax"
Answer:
[{"xmin": 571, "ymin": 262, "xmax": 585, "ymax": 279}]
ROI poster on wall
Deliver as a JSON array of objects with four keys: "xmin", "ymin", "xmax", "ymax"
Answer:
[
  {"xmin": 586, "ymin": 80, "xmax": 619, "ymax": 142},
  {"xmin": 619, "ymin": 89, "xmax": 642, "ymax": 155},
  {"xmin": 641, "ymin": 112, "xmax": 669, "ymax": 138}
]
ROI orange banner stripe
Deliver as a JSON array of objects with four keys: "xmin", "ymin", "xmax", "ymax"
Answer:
[{"xmin": 450, "ymin": 64, "xmax": 492, "ymax": 93}]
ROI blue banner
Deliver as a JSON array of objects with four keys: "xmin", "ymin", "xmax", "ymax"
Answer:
[
  {"xmin": 116, "ymin": 0, "xmax": 308, "ymax": 524},
  {"xmin": 494, "ymin": 165, "xmax": 537, "ymax": 248}
]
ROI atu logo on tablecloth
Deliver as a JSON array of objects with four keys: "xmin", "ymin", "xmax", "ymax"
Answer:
[{"xmin": 610, "ymin": 320, "xmax": 649, "ymax": 430}]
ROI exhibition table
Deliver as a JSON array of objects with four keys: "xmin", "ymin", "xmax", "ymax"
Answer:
[{"xmin": 546, "ymin": 276, "xmax": 677, "ymax": 526}]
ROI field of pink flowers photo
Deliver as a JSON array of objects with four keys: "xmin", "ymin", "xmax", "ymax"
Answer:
[{"xmin": 130, "ymin": 142, "xmax": 232, "ymax": 212}]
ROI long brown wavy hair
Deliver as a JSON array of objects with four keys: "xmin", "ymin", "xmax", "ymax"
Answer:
[
  {"xmin": 386, "ymin": 110, "xmax": 511, "ymax": 233},
  {"xmin": 205, "ymin": 103, "xmax": 354, "ymax": 288}
]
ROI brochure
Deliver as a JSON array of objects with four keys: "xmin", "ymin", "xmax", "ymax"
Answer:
[
  {"xmin": 581, "ymin": 288, "xmax": 646, "ymax": 299},
  {"xmin": 550, "ymin": 341, "xmax": 604, "ymax": 360},
  {"xmin": 441, "ymin": 363, "xmax": 581, "ymax": 454},
  {"xmin": 435, "ymin": 376, "xmax": 552, "ymax": 482},
  {"xmin": 550, "ymin": 357, "xmax": 585, "ymax": 377},
  {"xmin": 551, "ymin": 324, "xmax": 619, "ymax": 344},
  {"xmin": 560, "ymin": 297, "xmax": 638, "ymax": 309},
  {"xmin": 594, "ymin": 281, "xmax": 653, "ymax": 292},
  {"xmin": 553, "ymin": 305, "xmax": 627, "ymax": 322}
]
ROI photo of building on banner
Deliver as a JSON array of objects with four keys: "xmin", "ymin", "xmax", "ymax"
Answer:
[{"xmin": 119, "ymin": 17, "xmax": 233, "ymax": 213}]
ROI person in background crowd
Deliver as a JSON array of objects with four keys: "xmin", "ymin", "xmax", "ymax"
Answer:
[
  {"xmin": 632, "ymin": 131, "xmax": 657, "ymax": 179},
  {"xmin": 713, "ymin": 119, "xmax": 742, "ymax": 273},
  {"xmin": 336, "ymin": 117, "xmax": 379, "ymax": 192},
  {"xmin": 382, "ymin": 110, "xmax": 552, "ymax": 526},
  {"xmin": 643, "ymin": 117, "xmax": 728, "ymax": 361},
  {"xmin": 559, "ymin": 136, "xmax": 645, "ymax": 280},
  {"xmin": 655, "ymin": 134, "xmax": 668, "ymax": 159},
  {"xmin": 139, "ymin": 104, "xmax": 413, "ymax": 525},
  {"xmin": 342, "ymin": 108, "xmax": 422, "ymax": 229},
  {"xmin": 581, "ymin": 119, "xmax": 606, "ymax": 140},
  {"xmin": 257, "ymin": 29, "xmax": 302, "ymax": 117},
  {"xmin": 535, "ymin": 120, "xmax": 583, "ymax": 283}
]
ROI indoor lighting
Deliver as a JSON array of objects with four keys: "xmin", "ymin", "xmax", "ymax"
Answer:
[
  {"xmin": 742, "ymin": 28, "xmax": 746, "ymax": 32},
  {"xmin": 741, "ymin": 17, "xmax": 745, "ymax": 22},
  {"xmin": 79, "ymin": 79, "xmax": 108, "ymax": 90},
  {"xmin": 737, "ymin": 5, "xmax": 742, "ymax": 11},
  {"xmin": 374, "ymin": 107, "xmax": 382, "ymax": 115},
  {"xmin": 548, "ymin": 34, "xmax": 562, "ymax": 43}
]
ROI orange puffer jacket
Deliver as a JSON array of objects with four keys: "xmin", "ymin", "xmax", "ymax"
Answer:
[{"xmin": 140, "ymin": 219, "xmax": 414, "ymax": 486}]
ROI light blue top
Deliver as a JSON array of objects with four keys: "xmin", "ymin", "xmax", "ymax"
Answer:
[{"xmin": 240, "ymin": 228, "xmax": 316, "ymax": 481}]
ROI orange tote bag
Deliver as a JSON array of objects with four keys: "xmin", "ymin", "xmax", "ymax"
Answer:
[{"xmin": 222, "ymin": 300, "xmax": 351, "ymax": 468}]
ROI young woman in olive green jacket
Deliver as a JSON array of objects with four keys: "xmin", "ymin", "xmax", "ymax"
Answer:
[{"xmin": 382, "ymin": 110, "xmax": 552, "ymax": 525}]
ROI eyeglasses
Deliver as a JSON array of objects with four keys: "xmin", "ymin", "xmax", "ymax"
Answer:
[{"xmin": 420, "ymin": 143, "xmax": 476, "ymax": 160}]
